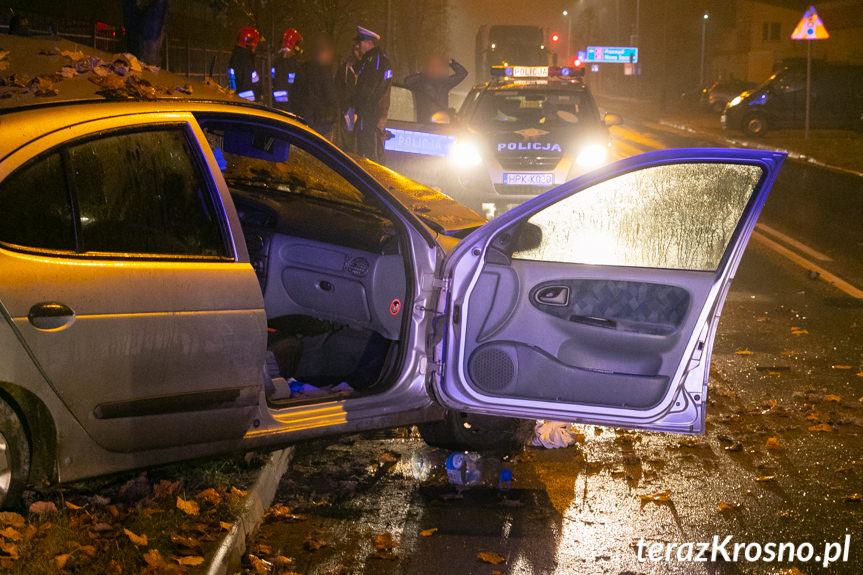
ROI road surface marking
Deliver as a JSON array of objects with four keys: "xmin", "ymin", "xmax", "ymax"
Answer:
[
  {"xmin": 610, "ymin": 125, "xmax": 666, "ymax": 150},
  {"xmin": 755, "ymin": 223, "xmax": 833, "ymax": 262},
  {"xmin": 751, "ymin": 231, "xmax": 863, "ymax": 299}
]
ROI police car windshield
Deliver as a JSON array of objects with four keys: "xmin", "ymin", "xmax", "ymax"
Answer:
[{"xmin": 472, "ymin": 90, "xmax": 590, "ymax": 128}]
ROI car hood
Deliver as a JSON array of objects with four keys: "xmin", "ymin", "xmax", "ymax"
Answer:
[{"xmin": 354, "ymin": 157, "xmax": 487, "ymax": 237}]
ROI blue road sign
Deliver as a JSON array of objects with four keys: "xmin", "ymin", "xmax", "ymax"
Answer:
[{"xmin": 585, "ymin": 46, "xmax": 638, "ymax": 64}]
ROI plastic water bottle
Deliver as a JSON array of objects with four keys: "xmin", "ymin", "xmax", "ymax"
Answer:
[{"xmin": 445, "ymin": 453, "xmax": 512, "ymax": 490}]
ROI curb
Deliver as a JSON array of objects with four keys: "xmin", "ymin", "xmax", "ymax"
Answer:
[{"xmin": 205, "ymin": 447, "xmax": 296, "ymax": 575}]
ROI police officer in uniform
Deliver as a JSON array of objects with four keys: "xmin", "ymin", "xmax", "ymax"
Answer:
[
  {"xmin": 351, "ymin": 26, "xmax": 392, "ymax": 162},
  {"xmin": 272, "ymin": 28, "xmax": 303, "ymax": 112},
  {"xmin": 228, "ymin": 27, "xmax": 261, "ymax": 102},
  {"xmin": 335, "ymin": 42, "xmax": 361, "ymax": 152}
]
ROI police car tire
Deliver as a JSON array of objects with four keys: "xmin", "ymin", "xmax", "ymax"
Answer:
[
  {"xmin": 0, "ymin": 399, "xmax": 30, "ymax": 509},
  {"xmin": 418, "ymin": 411, "xmax": 526, "ymax": 452},
  {"xmin": 743, "ymin": 113, "xmax": 767, "ymax": 137}
]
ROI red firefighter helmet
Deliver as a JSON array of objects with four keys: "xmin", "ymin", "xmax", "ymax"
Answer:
[
  {"xmin": 281, "ymin": 28, "xmax": 303, "ymax": 53},
  {"xmin": 236, "ymin": 27, "xmax": 260, "ymax": 51}
]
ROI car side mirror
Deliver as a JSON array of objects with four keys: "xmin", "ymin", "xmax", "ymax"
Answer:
[
  {"xmin": 431, "ymin": 111, "xmax": 452, "ymax": 125},
  {"xmin": 603, "ymin": 112, "xmax": 623, "ymax": 127},
  {"xmin": 514, "ymin": 222, "xmax": 543, "ymax": 253}
]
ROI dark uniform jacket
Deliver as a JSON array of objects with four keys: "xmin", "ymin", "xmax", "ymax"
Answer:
[
  {"xmin": 293, "ymin": 61, "xmax": 338, "ymax": 130},
  {"xmin": 272, "ymin": 54, "xmax": 300, "ymax": 109},
  {"xmin": 353, "ymin": 47, "xmax": 392, "ymax": 122},
  {"xmin": 228, "ymin": 46, "xmax": 259, "ymax": 100},
  {"xmin": 404, "ymin": 59, "xmax": 467, "ymax": 123}
]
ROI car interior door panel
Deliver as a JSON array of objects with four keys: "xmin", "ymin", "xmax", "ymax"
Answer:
[{"xmin": 464, "ymin": 260, "xmax": 713, "ymax": 408}]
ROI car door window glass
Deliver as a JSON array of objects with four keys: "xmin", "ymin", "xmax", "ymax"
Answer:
[
  {"xmin": 389, "ymin": 86, "xmax": 417, "ymax": 122},
  {"xmin": 0, "ymin": 152, "xmax": 74, "ymax": 252},
  {"xmin": 512, "ymin": 163, "xmax": 763, "ymax": 271},
  {"xmin": 69, "ymin": 128, "xmax": 228, "ymax": 257}
]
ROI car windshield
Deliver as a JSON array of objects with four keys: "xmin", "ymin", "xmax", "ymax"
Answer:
[{"xmin": 471, "ymin": 90, "xmax": 593, "ymax": 128}]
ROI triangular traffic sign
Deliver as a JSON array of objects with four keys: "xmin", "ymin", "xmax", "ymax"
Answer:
[{"xmin": 791, "ymin": 6, "xmax": 829, "ymax": 40}]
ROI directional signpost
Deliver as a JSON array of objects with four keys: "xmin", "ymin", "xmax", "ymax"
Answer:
[
  {"xmin": 791, "ymin": 6, "xmax": 829, "ymax": 139},
  {"xmin": 584, "ymin": 46, "xmax": 638, "ymax": 64}
]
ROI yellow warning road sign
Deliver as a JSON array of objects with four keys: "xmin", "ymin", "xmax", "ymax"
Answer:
[{"xmin": 791, "ymin": 6, "xmax": 829, "ymax": 40}]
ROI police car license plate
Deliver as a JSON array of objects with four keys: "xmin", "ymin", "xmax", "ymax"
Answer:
[{"xmin": 503, "ymin": 173, "xmax": 553, "ymax": 186}]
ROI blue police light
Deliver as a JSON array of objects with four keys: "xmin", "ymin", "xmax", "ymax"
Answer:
[
  {"xmin": 238, "ymin": 90, "xmax": 255, "ymax": 101},
  {"xmin": 273, "ymin": 90, "xmax": 288, "ymax": 102},
  {"xmin": 251, "ymin": 70, "xmax": 259, "ymax": 84},
  {"xmin": 505, "ymin": 66, "xmax": 514, "ymax": 76},
  {"xmin": 228, "ymin": 67, "xmax": 237, "ymax": 91},
  {"xmin": 560, "ymin": 67, "xmax": 571, "ymax": 76}
]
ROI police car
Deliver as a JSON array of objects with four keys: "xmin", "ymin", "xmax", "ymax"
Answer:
[{"xmin": 386, "ymin": 63, "xmax": 622, "ymax": 218}]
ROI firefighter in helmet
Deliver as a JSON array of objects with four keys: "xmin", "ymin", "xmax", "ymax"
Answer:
[
  {"xmin": 270, "ymin": 28, "xmax": 303, "ymax": 112},
  {"xmin": 228, "ymin": 26, "xmax": 261, "ymax": 102}
]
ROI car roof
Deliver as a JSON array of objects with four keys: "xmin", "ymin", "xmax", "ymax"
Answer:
[
  {"xmin": 480, "ymin": 79, "xmax": 588, "ymax": 92},
  {"xmin": 0, "ymin": 34, "xmax": 241, "ymax": 112}
]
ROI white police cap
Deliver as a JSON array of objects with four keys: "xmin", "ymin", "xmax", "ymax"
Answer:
[{"xmin": 355, "ymin": 26, "xmax": 380, "ymax": 41}]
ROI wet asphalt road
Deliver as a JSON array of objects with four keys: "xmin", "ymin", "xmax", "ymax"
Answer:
[{"xmin": 248, "ymin": 121, "xmax": 863, "ymax": 575}]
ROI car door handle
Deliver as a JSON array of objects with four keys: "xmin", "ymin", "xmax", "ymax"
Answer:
[
  {"xmin": 28, "ymin": 302, "xmax": 75, "ymax": 331},
  {"xmin": 535, "ymin": 285, "xmax": 570, "ymax": 306},
  {"xmin": 569, "ymin": 314, "xmax": 617, "ymax": 330}
]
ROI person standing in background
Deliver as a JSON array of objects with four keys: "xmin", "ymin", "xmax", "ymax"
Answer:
[
  {"xmin": 404, "ymin": 56, "xmax": 467, "ymax": 123},
  {"xmin": 351, "ymin": 26, "xmax": 392, "ymax": 162},
  {"xmin": 271, "ymin": 28, "xmax": 303, "ymax": 112},
  {"xmin": 228, "ymin": 27, "xmax": 261, "ymax": 102},
  {"xmin": 293, "ymin": 34, "xmax": 338, "ymax": 139}
]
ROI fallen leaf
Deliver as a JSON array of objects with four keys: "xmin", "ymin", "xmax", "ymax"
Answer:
[
  {"xmin": 55, "ymin": 553, "xmax": 71, "ymax": 569},
  {"xmin": 176, "ymin": 497, "xmax": 199, "ymax": 516},
  {"xmin": 735, "ymin": 349, "xmax": 754, "ymax": 355},
  {"xmin": 124, "ymin": 528, "xmax": 148, "ymax": 546},
  {"xmin": 843, "ymin": 493, "xmax": 861, "ymax": 503},
  {"xmin": 170, "ymin": 533, "xmax": 200, "ymax": 549},
  {"xmin": 765, "ymin": 437, "xmax": 782, "ymax": 450},
  {"xmin": 725, "ymin": 442, "xmax": 744, "ymax": 452},
  {"xmin": 92, "ymin": 522, "xmax": 114, "ymax": 532},
  {"xmin": 76, "ymin": 544, "xmax": 97, "ymax": 557},
  {"xmin": 153, "ymin": 479, "xmax": 180, "ymax": 499},
  {"xmin": 420, "ymin": 528, "xmax": 438, "ymax": 537},
  {"xmin": 304, "ymin": 532, "xmax": 327, "ymax": 551},
  {"xmin": 778, "ymin": 568, "xmax": 806, "ymax": 575},
  {"xmin": 478, "ymin": 551, "xmax": 506, "ymax": 565},
  {"xmin": 374, "ymin": 533, "xmax": 399, "ymax": 550},
  {"xmin": 143, "ymin": 548, "xmax": 167, "ymax": 568},
  {"xmin": 791, "ymin": 328, "xmax": 808, "ymax": 335},
  {"xmin": 64, "ymin": 501, "xmax": 84, "ymax": 511},
  {"xmin": 61, "ymin": 49, "xmax": 87, "ymax": 62},
  {"xmin": 379, "ymin": 452, "xmax": 400, "ymax": 464},
  {"xmin": 831, "ymin": 366, "xmax": 852, "ymax": 370},
  {"xmin": 195, "ymin": 488, "xmax": 220, "ymax": 504},
  {"xmin": 0, "ymin": 513, "xmax": 25, "ymax": 527},
  {"xmin": 640, "ymin": 490, "xmax": 671, "ymax": 503},
  {"xmin": 29, "ymin": 501, "xmax": 57, "ymax": 515},
  {"xmin": 0, "ymin": 527, "xmax": 22, "ymax": 541},
  {"xmin": 824, "ymin": 394, "xmax": 841, "ymax": 402},
  {"xmin": 219, "ymin": 521, "xmax": 233, "ymax": 531},
  {"xmin": 808, "ymin": 423, "xmax": 834, "ymax": 432},
  {"xmin": 175, "ymin": 555, "xmax": 205, "ymax": 566},
  {"xmin": 718, "ymin": 502, "xmax": 741, "ymax": 512},
  {"xmin": 247, "ymin": 554, "xmax": 271, "ymax": 574},
  {"xmin": 756, "ymin": 475, "xmax": 776, "ymax": 482}
]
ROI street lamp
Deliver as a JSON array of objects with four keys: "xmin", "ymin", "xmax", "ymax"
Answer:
[
  {"xmin": 562, "ymin": 9, "xmax": 571, "ymax": 63},
  {"xmin": 700, "ymin": 12, "xmax": 709, "ymax": 86}
]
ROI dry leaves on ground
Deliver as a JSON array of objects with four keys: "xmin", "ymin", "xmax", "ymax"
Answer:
[
  {"xmin": 29, "ymin": 501, "xmax": 57, "ymax": 515},
  {"xmin": 124, "ymin": 528, "xmax": 149, "ymax": 546},
  {"xmin": 718, "ymin": 502, "xmax": 742, "ymax": 512},
  {"xmin": 176, "ymin": 497, "xmax": 200, "ymax": 516},
  {"xmin": 640, "ymin": 490, "xmax": 671, "ymax": 504},
  {"xmin": 478, "ymin": 551, "xmax": 506, "ymax": 564},
  {"xmin": 765, "ymin": 437, "xmax": 782, "ymax": 450},
  {"xmin": 419, "ymin": 528, "xmax": 438, "ymax": 537}
]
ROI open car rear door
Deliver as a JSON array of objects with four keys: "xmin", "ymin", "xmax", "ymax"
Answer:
[{"xmin": 432, "ymin": 148, "xmax": 785, "ymax": 433}]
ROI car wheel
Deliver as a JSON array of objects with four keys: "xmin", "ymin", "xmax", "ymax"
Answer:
[
  {"xmin": 418, "ymin": 411, "xmax": 527, "ymax": 453},
  {"xmin": 743, "ymin": 114, "xmax": 768, "ymax": 137},
  {"xmin": 0, "ymin": 399, "xmax": 30, "ymax": 509}
]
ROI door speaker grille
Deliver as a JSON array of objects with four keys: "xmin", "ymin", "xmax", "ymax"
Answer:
[{"xmin": 468, "ymin": 347, "xmax": 516, "ymax": 392}]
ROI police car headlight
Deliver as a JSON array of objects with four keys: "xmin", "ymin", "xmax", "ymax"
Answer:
[
  {"xmin": 729, "ymin": 95, "xmax": 743, "ymax": 107},
  {"xmin": 451, "ymin": 141, "xmax": 483, "ymax": 167},
  {"xmin": 575, "ymin": 144, "xmax": 608, "ymax": 169}
]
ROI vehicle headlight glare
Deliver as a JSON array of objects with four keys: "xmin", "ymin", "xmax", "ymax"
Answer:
[
  {"xmin": 576, "ymin": 144, "xmax": 608, "ymax": 169},
  {"xmin": 729, "ymin": 95, "xmax": 743, "ymax": 107},
  {"xmin": 451, "ymin": 141, "xmax": 483, "ymax": 167}
]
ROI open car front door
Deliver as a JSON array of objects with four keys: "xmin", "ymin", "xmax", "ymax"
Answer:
[{"xmin": 433, "ymin": 148, "xmax": 785, "ymax": 434}]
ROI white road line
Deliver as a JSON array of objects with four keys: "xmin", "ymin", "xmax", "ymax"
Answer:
[
  {"xmin": 755, "ymin": 223, "xmax": 833, "ymax": 262},
  {"xmin": 751, "ymin": 231, "xmax": 863, "ymax": 300}
]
